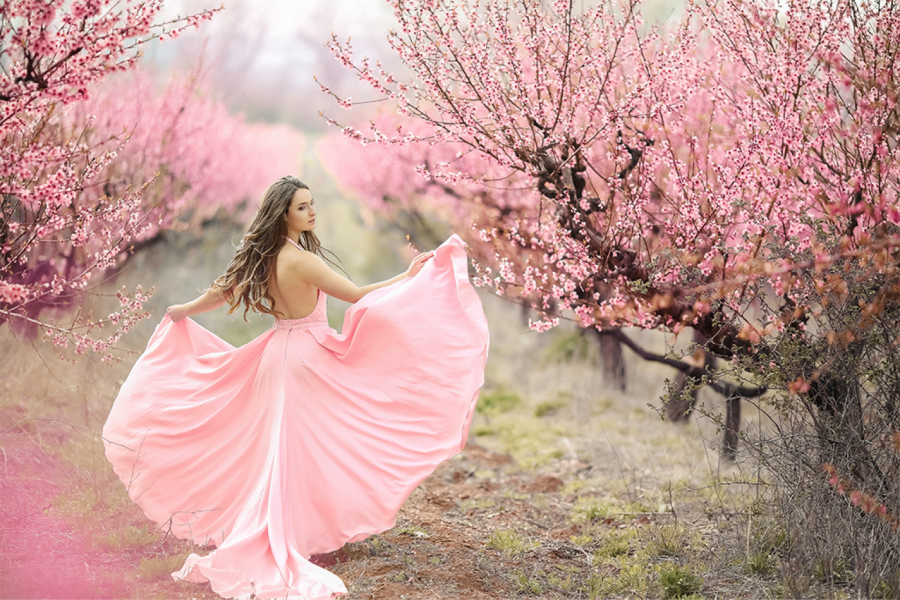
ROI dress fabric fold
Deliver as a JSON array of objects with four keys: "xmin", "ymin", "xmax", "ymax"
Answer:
[{"xmin": 102, "ymin": 234, "xmax": 489, "ymax": 600}]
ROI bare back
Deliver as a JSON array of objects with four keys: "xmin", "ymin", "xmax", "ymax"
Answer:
[{"xmin": 269, "ymin": 243, "xmax": 320, "ymax": 320}]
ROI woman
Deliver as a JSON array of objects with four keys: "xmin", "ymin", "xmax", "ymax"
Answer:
[{"xmin": 103, "ymin": 176, "xmax": 489, "ymax": 600}]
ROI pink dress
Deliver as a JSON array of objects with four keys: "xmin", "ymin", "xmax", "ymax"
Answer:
[{"xmin": 102, "ymin": 235, "xmax": 488, "ymax": 600}]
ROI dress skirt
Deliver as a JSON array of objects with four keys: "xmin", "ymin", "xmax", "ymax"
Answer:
[{"xmin": 102, "ymin": 234, "xmax": 489, "ymax": 599}]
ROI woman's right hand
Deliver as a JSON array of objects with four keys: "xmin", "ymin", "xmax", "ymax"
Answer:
[
  {"xmin": 166, "ymin": 304, "xmax": 189, "ymax": 322},
  {"xmin": 405, "ymin": 251, "xmax": 434, "ymax": 278}
]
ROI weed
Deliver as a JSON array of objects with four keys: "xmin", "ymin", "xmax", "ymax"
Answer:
[
  {"xmin": 511, "ymin": 569, "xmax": 543, "ymax": 594},
  {"xmin": 597, "ymin": 397, "xmax": 615, "ymax": 411},
  {"xmin": 395, "ymin": 524, "xmax": 430, "ymax": 538},
  {"xmin": 814, "ymin": 556, "xmax": 854, "ymax": 585},
  {"xmin": 473, "ymin": 425, "xmax": 495, "ymax": 436},
  {"xmin": 644, "ymin": 522, "xmax": 692, "ymax": 558},
  {"xmin": 744, "ymin": 550, "xmax": 776, "ymax": 576},
  {"xmin": 487, "ymin": 529, "xmax": 540, "ymax": 558},
  {"xmin": 485, "ymin": 418, "xmax": 570, "ymax": 469},
  {"xmin": 534, "ymin": 399, "xmax": 567, "ymax": 418},
  {"xmin": 873, "ymin": 574, "xmax": 900, "ymax": 600},
  {"xmin": 561, "ymin": 479, "xmax": 591, "ymax": 495},
  {"xmin": 570, "ymin": 534, "xmax": 593, "ymax": 546},
  {"xmin": 658, "ymin": 562, "xmax": 703, "ymax": 599},
  {"xmin": 569, "ymin": 496, "xmax": 612, "ymax": 524},
  {"xmin": 775, "ymin": 573, "xmax": 811, "ymax": 598},
  {"xmin": 428, "ymin": 555, "xmax": 447, "ymax": 566},
  {"xmin": 616, "ymin": 558, "xmax": 653, "ymax": 595},
  {"xmin": 544, "ymin": 332, "xmax": 591, "ymax": 362},
  {"xmin": 595, "ymin": 535, "xmax": 630, "ymax": 560},
  {"xmin": 459, "ymin": 498, "xmax": 496, "ymax": 512},
  {"xmin": 547, "ymin": 571, "xmax": 575, "ymax": 592},
  {"xmin": 389, "ymin": 569, "xmax": 409, "ymax": 583},
  {"xmin": 96, "ymin": 524, "xmax": 158, "ymax": 551},
  {"xmin": 502, "ymin": 488, "xmax": 530, "ymax": 500},
  {"xmin": 532, "ymin": 493, "xmax": 550, "ymax": 509},
  {"xmin": 364, "ymin": 535, "xmax": 391, "ymax": 556},
  {"xmin": 582, "ymin": 570, "xmax": 623, "ymax": 598},
  {"xmin": 138, "ymin": 555, "xmax": 186, "ymax": 580},
  {"xmin": 476, "ymin": 390, "xmax": 522, "ymax": 416}
]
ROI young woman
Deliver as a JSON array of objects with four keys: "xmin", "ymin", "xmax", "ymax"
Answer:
[{"xmin": 103, "ymin": 176, "xmax": 489, "ymax": 600}]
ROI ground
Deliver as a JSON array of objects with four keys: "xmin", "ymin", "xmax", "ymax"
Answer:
[{"xmin": 1, "ymin": 421, "xmax": 761, "ymax": 600}]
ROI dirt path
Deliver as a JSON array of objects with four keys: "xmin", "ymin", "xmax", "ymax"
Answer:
[{"xmin": 1, "ymin": 437, "xmax": 693, "ymax": 600}]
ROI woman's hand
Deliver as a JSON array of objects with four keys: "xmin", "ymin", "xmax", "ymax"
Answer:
[
  {"xmin": 166, "ymin": 304, "xmax": 189, "ymax": 322},
  {"xmin": 405, "ymin": 251, "xmax": 434, "ymax": 278}
]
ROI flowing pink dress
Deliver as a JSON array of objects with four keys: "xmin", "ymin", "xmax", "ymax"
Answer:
[{"xmin": 102, "ymin": 234, "xmax": 489, "ymax": 600}]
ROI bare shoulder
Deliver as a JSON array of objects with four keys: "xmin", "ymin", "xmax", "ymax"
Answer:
[{"xmin": 279, "ymin": 243, "xmax": 326, "ymax": 275}]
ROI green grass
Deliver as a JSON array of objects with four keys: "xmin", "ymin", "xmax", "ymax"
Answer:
[
  {"xmin": 138, "ymin": 555, "xmax": 188, "ymax": 580},
  {"xmin": 543, "ymin": 331, "xmax": 592, "ymax": 362},
  {"xmin": 487, "ymin": 529, "xmax": 541, "ymax": 558},
  {"xmin": 569, "ymin": 534, "xmax": 593, "ymax": 546},
  {"xmin": 476, "ymin": 390, "xmax": 522, "ymax": 416},
  {"xmin": 658, "ymin": 562, "xmax": 703, "ymax": 599},
  {"xmin": 479, "ymin": 418, "xmax": 569, "ymax": 469},
  {"xmin": 511, "ymin": 569, "xmax": 544, "ymax": 594},
  {"xmin": 643, "ymin": 522, "xmax": 694, "ymax": 558},
  {"xmin": 459, "ymin": 498, "xmax": 497, "ymax": 512},
  {"xmin": 96, "ymin": 524, "xmax": 159, "ymax": 551},
  {"xmin": 395, "ymin": 524, "xmax": 430, "ymax": 538},
  {"xmin": 568, "ymin": 496, "xmax": 613, "ymax": 524},
  {"xmin": 534, "ymin": 398, "xmax": 567, "ymax": 417},
  {"xmin": 744, "ymin": 550, "xmax": 777, "ymax": 576},
  {"xmin": 595, "ymin": 535, "xmax": 631, "ymax": 560}
]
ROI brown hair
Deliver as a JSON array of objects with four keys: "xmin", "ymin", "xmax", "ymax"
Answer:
[{"xmin": 212, "ymin": 176, "xmax": 327, "ymax": 321}]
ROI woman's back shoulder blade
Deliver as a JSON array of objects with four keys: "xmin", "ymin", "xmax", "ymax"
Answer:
[{"xmin": 279, "ymin": 245, "xmax": 325, "ymax": 278}]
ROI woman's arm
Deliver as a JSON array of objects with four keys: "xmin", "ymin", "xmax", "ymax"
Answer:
[
  {"xmin": 287, "ymin": 250, "xmax": 433, "ymax": 304},
  {"xmin": 166, "ymin": 288, "xmax": 226, "ymax": 322}
]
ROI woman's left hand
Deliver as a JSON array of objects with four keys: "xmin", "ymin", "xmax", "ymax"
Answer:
[
  {"xmin": 405, "ymin": 251, "xmax": 434, "ymax": 278},
  {"xmin": 166, "ymin": 304, "xmax": 189, "ymax": 322}
]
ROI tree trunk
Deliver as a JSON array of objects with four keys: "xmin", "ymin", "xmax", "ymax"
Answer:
[
  {"xmin": 666, "ymin": 329, "xmax": 715, "ymax": 422},
  {"xmin": 813, "ymin": 375, "xmax": 890, "ymax": 497},
  {"xmin": 723, "ymin": 394, "xmax": 741, "ymax": 459},
  {"xmin": 596, "ymin": 330, "xmax": 626, "ymax": 391}
]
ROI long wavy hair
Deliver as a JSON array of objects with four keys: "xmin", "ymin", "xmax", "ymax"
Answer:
[{"xmin": 212, "ymin": 176, "xmax": 339, "ymax": 321}]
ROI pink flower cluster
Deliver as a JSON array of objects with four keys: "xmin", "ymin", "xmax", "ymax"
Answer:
[
  {"xmin": 823, "ymin": 462, "xmax": 899, "ymax": 531},
  {"xmin": 69, "ymin": 68, "xmax": 306, "ymax": 233},
  {"xmin": 0, "ymin": 0, "xmax": 304, "ymax": 362},
  {"xmin": 319, "ymin": 0, "xmax": 900, "ymax": 359}
]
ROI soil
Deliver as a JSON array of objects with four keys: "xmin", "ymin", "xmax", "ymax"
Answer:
[
  {"xmin": 0, "ymin": 436, "xmax": 131, "ymax": 599},
  {"xmin": 326, "ymin": 443, "xmax": 661, "ymax": 599},
  {"xmin": 0, "ymin": 438, "xmax": 667, "ymax": 600}
]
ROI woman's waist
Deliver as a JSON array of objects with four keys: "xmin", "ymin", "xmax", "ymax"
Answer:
[{"xmin": 273, "ymin": 315, "xmax": 329, "ymax": 331}]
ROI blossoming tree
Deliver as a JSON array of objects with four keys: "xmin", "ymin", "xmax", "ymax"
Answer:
[
  {"xmin": 318, "ymin": 116, "xmax": 633, "ymax": 388},
  {"xmin": 0, "ymin": 0, "xmax": 303, "ymax": 359},
  {"xmin": 323, "ymin": 0, "xmax": 900, "ymax": 562},
  {"xmin": 70, "ymin": 68, "xmax": 305, "ymax": 245}
]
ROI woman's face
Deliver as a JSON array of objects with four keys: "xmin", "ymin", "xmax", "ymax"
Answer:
[{"xmin": 284, "ymin": 188, "xmax": 317, "ymax": 238}]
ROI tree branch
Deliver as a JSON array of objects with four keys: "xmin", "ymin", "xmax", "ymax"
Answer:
[{"xmin": 611, "ymin": 328, "xmax": 767, "ymax": 398}]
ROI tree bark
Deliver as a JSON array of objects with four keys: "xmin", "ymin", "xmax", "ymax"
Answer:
[
  {"xmin": 666, "ymin": 330, "xmax": 715, "ymax": 422},
  {"xmin": 723, "ymin": 394, "xmax": 741, "ymax": 459},
  {"xmin": 596, "ymin": 329, "xmax": 626, "ymax": 391}
]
